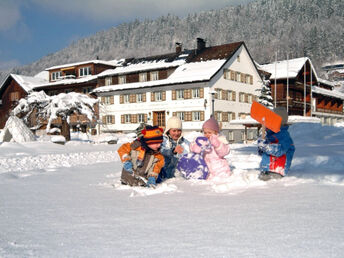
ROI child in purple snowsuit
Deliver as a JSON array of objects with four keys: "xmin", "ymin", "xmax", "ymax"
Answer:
[{"xmin": 189, "ymin": 117, "xmax": 231, "ymax": 179}]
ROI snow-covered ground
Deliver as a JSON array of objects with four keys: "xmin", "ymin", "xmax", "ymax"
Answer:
[{"xmin": 1, "ymin": 123, "xmax": 344, "ymax": 257}]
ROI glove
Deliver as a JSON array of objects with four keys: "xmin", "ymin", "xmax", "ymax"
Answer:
[
  {"xmin": 123, "ymin": 161, "xmax": 133, "ymax": 174},
  {"xmin": 257, "ymin": 139, "xmax": 268, "ymax": 155},
  {"xmin": 146, "ymin": 176, "xmax": 156, "ymax": 187},
  {"xmin": 210, "ymin": 135, "xmax": 221, "ymax": 148}
]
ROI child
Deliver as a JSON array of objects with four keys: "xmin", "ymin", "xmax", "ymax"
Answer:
[
  {"xmin": 158, "ymin": 116, "xmax": 190, "ymax": 182},
  {"xmin": 189, "ymin": 117, "xmax": 231, "ymax": 179},
  {"xmin": 258, "ymin": 107, "xmax": 295, "ymax": 181},
  {"xmin": 117, "ymin": 125, "xmax": 165, "ymax": 187}
]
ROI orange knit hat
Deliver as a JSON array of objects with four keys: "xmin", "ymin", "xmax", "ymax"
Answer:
[{"xmin": 141, "ymin": 125, "xmax": 164, "ymax": 144}]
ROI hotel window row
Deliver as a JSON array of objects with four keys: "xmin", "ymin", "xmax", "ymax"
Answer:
[
  {"xmin": 104, "ymin": 71, "xmax": 159, "ymax": 86},
  {"xmin": 223, "ymin": 69, "xmax": 253, "ymax": 84}
]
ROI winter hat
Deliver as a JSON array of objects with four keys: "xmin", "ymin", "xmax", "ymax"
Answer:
[
  {"xmin": 141, "ymin": 125, "xmax": 164, "ymax": 144},
  {"xmin": 202, "ymin": 117, "xmax": 220, "ymax": 133},
  {"xmin": 273, "ymin": 106, "xmax": 288, "ymax": 125},
  {"xmin": 165, "ymin": 116, "xmax": 182, "ymax": 134}
]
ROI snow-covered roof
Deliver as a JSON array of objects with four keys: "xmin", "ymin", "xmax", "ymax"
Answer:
[
  {"xmin": 98, "ymin": 57, "xmax": 187, "ymax": 77},
  {"xmin": 259, "ymin": 57, "xmax": 319, "ymax": 80},
  {"xmin": 10, "ymin": 74, "xmax": 49, "ymax": 92},
  {"xmin": 33, "ymin": 75, "xmax": 98, "ymax": 89},
  {"xmin": 317, "ymin": 78, "xmax": 336, "ymax": 88},
  {"xmin": 312, "ymin": 86, "xmax": 344, "ymax": 100},
  {"xmin": 45, "ymin": 59, "xmax": 121, "ymax": 71},
  {"xmin": 93, "ymin": 59, "xmax": 227, "ymax": 93}
]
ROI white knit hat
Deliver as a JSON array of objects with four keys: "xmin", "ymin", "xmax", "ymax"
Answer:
[{"xmin": 165, "ymin": 116, "xmax": 182, "ymax": 134}]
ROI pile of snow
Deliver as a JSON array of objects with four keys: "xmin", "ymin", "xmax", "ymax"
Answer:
[{"xmin": 0, "ymin": 116, "xmax": 36, "ymax": 143}]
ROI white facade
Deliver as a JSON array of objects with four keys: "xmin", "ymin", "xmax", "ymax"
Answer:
[{"xmin": 96, "ymin": 44, "xmax": 263, "ymax": 139}]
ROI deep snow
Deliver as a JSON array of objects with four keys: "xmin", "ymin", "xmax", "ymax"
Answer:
[{"xmin": 0, "ymin": 123, "xmax": 344, "ymax": 257}]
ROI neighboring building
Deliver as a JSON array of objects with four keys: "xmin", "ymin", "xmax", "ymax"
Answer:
[
  {"xmin": 0, "ymin": 60, "xmax": 118, "ymax": 130},
  {"xmin": 259, "ymin": 57, "xmax": 344, "ymax": 125},
  {"xmin": 322, "ymin": 63, "xmax": 344, "ymax": 83},
  {"xmin": 93, "ymin": 39, "xmax": 264, "ymax": 142}
]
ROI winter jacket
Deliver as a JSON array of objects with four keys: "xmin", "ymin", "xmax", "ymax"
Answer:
[
  {"xmin": 117, "ymin": 139, "xmax": 164, "ymax": 186},
  {"xmin": 159, "ymin": 135, "xmax": 190, "ymax": 180},
  {"xmin": 258, "ymin": 126, "xmax": 295, "ymax": 176},
  {"xmin": 189, "ymin": 134, "xmax": 231, "ymax": 179}
]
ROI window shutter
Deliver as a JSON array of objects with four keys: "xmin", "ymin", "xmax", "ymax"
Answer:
[
  {"xmin": 221, "ymin": 90, "xmax": 226, "ymax": 100},
  {"xmin": 185, "ymin": 112, "xmax": 192, "ymax": 121},
  {"xmin": 110, "ymin": 96, "xmax": 114, "ymax": 104},
  {"xmin": 200, "ymin": 111, "xmax": 205, "ymax": 121},
  {"xmin": 250, "ymin": 75, "xmax": 253, "ymax": 85},
  {"xmin": 143, "ymin": 93, "xmax": 146, "ymax": 102},
  {"xmin": 241, "ymin": 73, "xmax": 246, "ymax": 83},
  {"xmin": 111, "ymin": 115, "xmax": 115, "ymax": 124},
  {"xmin": 200, "ymin": 88, "xmax": 204, "ymax": 98},
  {"xmin": 232, "ymin": 91, "xmax": 236, "ymax": 101},
  {"xmin": 121, "ymin": 115, "xmax": 124, "ymax": 124},
  {"xmin": 101, "ymin": 97, "xmax": 105, "ymax": 103},
  {"xmin": 151, "ymin": 92, "xmax": 155, "ymax": 102},
  {"xmin": 187, "ymin": 89, "xmax": 192, "ymax": 99},
  {"xmin": 245, "ymin": 94, "xmax": 248, "ymax": 103},
  {"xmin": 120, "ymin": 95, "xmax": 124, "ymax": 104},
  {"xmin": 172, "ymin": 90, "xmax": 176, "ymax": 100},
  {"xmin": 102, "ymin": 116, "xmax": 106, "ymax": 124},
  {"xmin": 131, "ymin": 114, "xmax": 137, "ymax": 123},
  {"xmin": 223, "ymin": 69, "xmax": 227, "ymax": 79},
  {"xmin": 144, "ymin": 114, "xmax": 148, "ymax": 123},
  {"xmin": 222, "ymin": 112, "xmax": 228, "ymax": 122},
  {"xmin": 162, "ymin": 91, "xmax": 166, "ymax": 101},
  {"xmin": 230, "ymin": 70, "xmax": 235, "ymax": 80}
]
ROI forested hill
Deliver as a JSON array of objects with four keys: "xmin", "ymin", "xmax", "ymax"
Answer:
[{"xmin": 5, "ymin": 0, "xmax": 344, "ymax": 80}]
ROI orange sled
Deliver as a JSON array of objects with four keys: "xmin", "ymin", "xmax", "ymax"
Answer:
[{"xmin": 250, "ymin": 101, "xmax": 282, "ymax": 133}]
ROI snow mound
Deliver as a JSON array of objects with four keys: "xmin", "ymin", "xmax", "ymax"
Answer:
[{"xmin": 0, "ymin": 116, "xmax": 36, "ymax": 143}]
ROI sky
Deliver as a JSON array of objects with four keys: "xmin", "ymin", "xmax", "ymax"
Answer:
[{"xmin": 0, "ymin": 0, "xmax": 255, "ymax": 71}]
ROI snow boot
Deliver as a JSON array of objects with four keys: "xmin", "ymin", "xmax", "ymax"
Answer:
[{"xmin": 258, "ymin": 171, "xmax": 283, "ymax": 181}]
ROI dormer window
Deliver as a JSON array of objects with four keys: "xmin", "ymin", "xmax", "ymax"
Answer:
[
  {"xmin": 51, "ymin": 71, "xmax": 62, "ymax": 81},
  {"xmin": 150, "ymin": 71, "xmax": 159, "ymax": 81},
  {"xmin": 139, "ymin": 73, "xmax": 147, "ymax": 82},
  {"xmin": 119, "ymin": 75, "xmax": 126, "ymax": 84},
  {"xmin": 79, "ymin": 66, "xmax": 91, "ymax": 77}
]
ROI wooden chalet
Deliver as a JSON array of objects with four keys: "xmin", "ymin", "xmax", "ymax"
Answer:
[{"xmin": 260, "ymin": 57, "xmax": 344, "ymax": 125}]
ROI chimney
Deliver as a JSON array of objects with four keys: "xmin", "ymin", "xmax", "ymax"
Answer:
[
  {"xmin": 197, "ymin": 38, "xmax": 206, "ymax": 51},
  {"xmin": 175, "ymin": 42, "xmax": 182, "ymax": 53}
]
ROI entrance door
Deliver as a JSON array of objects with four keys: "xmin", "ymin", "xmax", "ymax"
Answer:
[{"xmin": 153, "ymin": 111, "xmax": 166, "ymax": 128}]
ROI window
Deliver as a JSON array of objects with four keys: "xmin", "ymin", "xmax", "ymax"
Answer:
[
  {"xmin": 123, "ymin": 94, "xmax": 130, "ymax": 103},
  {"xmin": 105, "ymin": 77, "xmax": 112, "ymax": 86},
  {"xmin": 82, "ymin": 87, "xmax": 93, "ymax": 94},
  {"xmin": 228, "ymin": 90, "xmax": 235, "ymax": 101},
  {"xmin": 138, "ymin": 114, "xmax": 145, "ymax": 123},
  {"xmin": 248, "ymin": 130, "xmax": 254, "ymax": 140},
  {"xmin": 237, "ymin": 55, "xmax": 240, "ymax": 62},
  {"xmin": 176, "ymin": 112, "xmax": 185, "ymax": 121},
  {"xmin": 119, "ymin": 75, "xmax": 126, "ymax": 84},
  {"xmin": 192, "ymin": 111, "xmax": 201, "ymax": 121},
  {"xmin": 216, "ymin": 112, "xmax": 222, "ymax": 122},
  {"xmin": 104, "ymin": 96, "xmax": 111, "ymax": 105},
  {"xmin": 79, "ymin": 67, "xmax": 91, "ymax": 77},
  {"xmin": 192, "ymin": 88, "xmax": 200, "ymax": 98},
  {"xmin": 239, "ymin": 92, "xmax": 245, "ymax": 102},
  {"xmin": 248, "ymin": 94, "xmax": 253, "ymax": 103},
  {"xmin": 155, "ymin": 91, "xmax": 162, "ymax": 101},
  {"xmin": 224, "ymin": 69, "xmax": 230, "ymax": 79},
  {"xmin": 236, "ymin": 72, "xmax": 241, "ymax": 82},
  {"xmin": 125, "ymin": 114, "xmax": 131, "ymax": 123},
  {"xmin": 176, "ymin": 89, "xmax": 184, "ymax": 99},
  {"xmin": 10, "ymin": 92, "xmax": 19, "ymax": 101},
  {"xmin": 245, "ymin": 74, "xmax": 251, "ymax": 84},
  {"xmin": 150, "ymin": 71, "xmax": 159, "ymax": 81},
  {"xmin": 216, "ymin": 89, "xmax": 222, "ymax": 99},
  {"xmin": 137, "ymin": 93, "xmax": 143, "ymax": 103},
  {"xmin": 51, "ymin": 71, "xmax": 62, "ymax": 81},
  {"xmin": 228, "ymin": 131, "xmax": 234, "ymax": 141},
  {"xmin": 139, "ymin": 73, "xmax": 147, "ymax": 82},
  {"xmin": 229, "ymin": 112, "xmax": 236, "ymax": 121},
  {"xmin": 239, "ymin": 113, "xmax": 246, "ymax": 119},
  {"xmin": 106, "ymin": 115, "xmax": 114, "ymax": 124}
]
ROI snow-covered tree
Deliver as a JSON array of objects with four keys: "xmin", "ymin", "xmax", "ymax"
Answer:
[
  {"xmin": 256, "ymin": 79, "xmax": 274, "ymax": 109},
  {"xmin": 13, "ymin": 91, "xmax": 98, "ymax": 141}
]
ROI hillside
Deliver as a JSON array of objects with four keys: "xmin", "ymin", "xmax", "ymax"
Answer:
[{"xmin": 3, "ymin": 0, "xmax": 344, "ymax": 81}]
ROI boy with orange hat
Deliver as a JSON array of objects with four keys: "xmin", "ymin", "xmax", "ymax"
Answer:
[{"xmin": 117, "ymin": 125, "xmax": 165, "ymax": 187}]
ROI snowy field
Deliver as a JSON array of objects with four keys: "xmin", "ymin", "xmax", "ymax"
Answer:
[{"xmin": 1, "ymin": 123, "xmax": 344, "ymax": 257}]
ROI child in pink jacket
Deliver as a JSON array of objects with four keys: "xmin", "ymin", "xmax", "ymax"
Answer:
[{"xmin": 189, "ymin": 117, "xmax": 231, "ymax": 179}]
